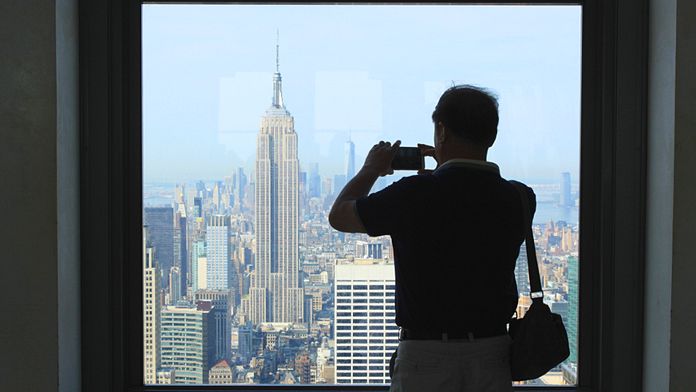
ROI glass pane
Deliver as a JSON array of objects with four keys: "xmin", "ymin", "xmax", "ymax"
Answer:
[{"xmin": 142, "ymin": 3, "xmax": 581, "ymax": 386}]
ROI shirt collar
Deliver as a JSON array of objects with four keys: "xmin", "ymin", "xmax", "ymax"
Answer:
[{"xmin": 433, "ymin": 158, "xmax": 500, "ymax": 175}]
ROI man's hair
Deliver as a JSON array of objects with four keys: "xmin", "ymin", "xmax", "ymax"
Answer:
[{"xmin": 431, "ymin": 85, "xmax": 499, "ymax": 148}]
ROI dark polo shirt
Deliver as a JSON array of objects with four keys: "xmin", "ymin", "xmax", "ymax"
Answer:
[{"xmin": 355, "ymin": 159, "xmax": 536, "ymax": 334}]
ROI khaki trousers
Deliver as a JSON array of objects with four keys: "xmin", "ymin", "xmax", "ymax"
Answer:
[{"xmin": 389, "ymin": 335, "xmax": 513, "ymax": 392}]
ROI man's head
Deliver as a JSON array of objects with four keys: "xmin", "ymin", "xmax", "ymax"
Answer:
[{"xmin": 431, "ymin": 85, "xmax": 499, "ymax": 159}]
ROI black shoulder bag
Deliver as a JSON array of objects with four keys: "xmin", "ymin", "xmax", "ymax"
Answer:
[{"xmin": 508, "ymin": 181, "xmax": 570, "ymax": 381}]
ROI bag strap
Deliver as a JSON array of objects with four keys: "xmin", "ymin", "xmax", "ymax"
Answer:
[{"xmin": 510, "ymin": 181, "xmax": 544, "ymax": 304}]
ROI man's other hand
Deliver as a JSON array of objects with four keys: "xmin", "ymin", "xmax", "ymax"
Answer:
[
  {"xmin": 417, "ymin": 143, "xmax": 438, "ymax": 175},
  {"xmin": 363, "ymin": 140, "xmax": 401, "ymax": 177}
]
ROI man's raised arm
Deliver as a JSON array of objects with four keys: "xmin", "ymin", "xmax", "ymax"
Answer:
[{"xmin": 328, "ymin": 140, "xmax": 400, "ymax": 233}]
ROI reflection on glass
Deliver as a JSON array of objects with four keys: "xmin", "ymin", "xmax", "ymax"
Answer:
[{"xmin": 142, "ymin": 4, "xmax": 581, "ymax": 386}]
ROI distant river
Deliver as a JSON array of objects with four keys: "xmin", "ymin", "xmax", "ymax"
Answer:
[
  {"xmin": 143, "ymin": 195, "xmax": 174, "ymax": 207},
  {"xmin": 533, "ymin": 202, "xmax": 579, "ymax": 226}
]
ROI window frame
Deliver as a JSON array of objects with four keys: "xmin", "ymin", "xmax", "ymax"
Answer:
[{"xmin": 79, "ymin": 1, "xmax": 648, "ymax": 391}]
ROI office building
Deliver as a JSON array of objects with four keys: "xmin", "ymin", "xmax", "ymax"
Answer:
[
  {"xmin": 168, "ymin": 266, "xmax": 181, "ymax": 305},
  {"xmin": 334, "ymin": 261, "xmax": 399, "ymax": 384},
  {"xmin": 194, "ymin": 290, "xmax": 231, "ymax": 360},
  {"xmin": 160, "ymin": 301, "xmax": 218, "ymax": 384},
  {"xmin": 567, "ymin": 254, "xmax": 579, "ymax": 364},
  {"xmin": 236, "ymin": 322, "xmax": 255, "ymax": 360},
  {"xmin": 194, "ymin": 196, "xmax": 203, "ymax": 218},
  {"xmin": 355, "ymin": 240, "xmax": 383, "ymax": 259},
  {"xmin": 144, "ymin": 207, "xmax": 174, "ymax": 287},
  {"xmin": 209, "ymin": 359, "xmax": 233, "ymax": 384},
  {"xmin": 191, "ymin": 239, "xmax": 205, "ymax": 292},
  {"xmin": 174, "ymin": 205, "xmax": 188, "ymax": 296},
  {"xmin": 156, "ymin": 369, "xmax": 175, "ymax": 384},
  {"xmin": 143, "ymin": 229, "xmax": 160, "ymax": 384},
  {"xmin": 206, "ymin": 215, "xmax": 229, "ymax": 290},
  {"xmin": 345, "ymin": 136, "xmax": 355, "ymax": 180},
  {"xmin": 212, "ymin": 182, "xmax": 221, "ymax": 211},
  {"xmin": 250, "ymin": 44, "xmax": 304, "ymax": 324}
]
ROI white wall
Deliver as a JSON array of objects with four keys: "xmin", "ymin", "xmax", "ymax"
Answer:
[
  {"xmin": 645, "ymin": 0, "xmax": 696, "ymax": 391},
  {"xmin": 0, "ymin": 1, "xmax": 80, "ymax": 391}
]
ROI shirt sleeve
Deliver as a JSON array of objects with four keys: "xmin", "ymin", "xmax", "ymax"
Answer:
[{"xmin": 355, "ymin": 176, "xmax": 426, "ymax": 237}]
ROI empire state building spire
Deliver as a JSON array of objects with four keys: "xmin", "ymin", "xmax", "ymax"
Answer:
[{"xmin": 272, "ymin": 31, "xmax": 284, "ymax": 108}]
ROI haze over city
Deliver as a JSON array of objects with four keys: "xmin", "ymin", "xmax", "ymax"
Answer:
[{"xmin": 143, "ymin": 4, "xmax": 581, "ymax": 183}]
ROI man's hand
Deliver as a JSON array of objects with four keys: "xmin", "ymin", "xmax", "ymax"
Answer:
[
  {"xmin": 363, "ymin": 140, "xmax": 401, "ymax": 177},
  {"xmin": 417, "ymin": 143, "xmax": 438, "ymax": 175}
]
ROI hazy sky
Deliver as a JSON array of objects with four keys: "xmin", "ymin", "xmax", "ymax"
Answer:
[{"xmin": 143, "ymin": 4, "xmax": 581, "ymax": 183}]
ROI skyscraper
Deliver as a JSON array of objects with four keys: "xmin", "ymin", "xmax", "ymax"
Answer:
[
  {"xmin": 560, "ymin": 172, "xmax": 572, "ymax": 207},
  {"xmin": 566, "ymin": 254, "xmax": 579, "ymax": 364},
  {"xmin": 334, "ymin": 261, "xmax": 399, "ymax": 384},
  {"xmin": 144, "ymin": 207, "xmax": 174, "ymax": 287},
  {"xmin": 193, "ymin": 196, "xmax": 203, "ymax": 218},
  {"xmin": 143, "ymin": 228, "xmax": 160, "ymax": 384},
  {"xmin": 194, "ymin": 290, "xmax": 231, "ymax": 361},
  {"xmin": 239, "ymin": 168, "xmax": 249, "ymax": 210},
  {"xmin": 168, "ymin": 266, "xmax": 181, "ymax": 304},
  {"xmin": 308, "ymin": 162, "xmax": 321, "ymax": 199},
  {"xmin": 160, "ymin": 301, "xmax": 218, "ymax": 384},
  {"xmin": 212, "ymin": 182, "xmax": 221, "ymax": 211},
  {"xmin": 345, "ymin": 135, "xmax": 355, "ymax": 181},
  {"xmin": 190, "ymin": 238, "xmax": 205, "ymax": 292},
  {"xmin": 174, "ymin": 204, "xmax": 187, "ymax": 298},
  {"xmin": 206, "ymin": 215, "xmax": 229, "ymax": 290},
  {"xmin": 250, "ymin": 42, "xmax": 303, "ymax": 324}
]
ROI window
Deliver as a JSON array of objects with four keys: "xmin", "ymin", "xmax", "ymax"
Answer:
[
  {"xmin": 141, "ymin": 2, "xmax": 581, "ymax": 386},
  {"xmin": 79, "ymin": 0, "xmax": 652, "ymax": 391}
]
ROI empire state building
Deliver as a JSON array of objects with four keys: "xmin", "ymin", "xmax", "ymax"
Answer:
[{"xmin": 250, "ymin": 44, "xmax": 304, "ymax": 324}]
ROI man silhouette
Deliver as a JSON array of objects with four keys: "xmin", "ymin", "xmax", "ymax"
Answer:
[{"xmin": 329, "ymin": 85, "xmax": 535, "ymax": 392}]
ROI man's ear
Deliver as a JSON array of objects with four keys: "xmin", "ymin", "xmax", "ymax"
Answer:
[{"xmin": 437, "ymin": 122, "xmax": 447, "ymax": 143}]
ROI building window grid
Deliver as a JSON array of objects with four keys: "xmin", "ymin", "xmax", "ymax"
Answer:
[{"xmin": 335, "ymin": 279, "xmax": 395, "ymax": 384}]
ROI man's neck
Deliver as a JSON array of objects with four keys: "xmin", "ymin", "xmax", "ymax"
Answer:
[{"xmin": 438, "ymin": 144, "xmax": 488, "ymax": 163}]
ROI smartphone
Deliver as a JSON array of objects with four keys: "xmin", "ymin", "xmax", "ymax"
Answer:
[{"xmin": 391, "ymin": 147, "xmax": 424, "ymax": 171}]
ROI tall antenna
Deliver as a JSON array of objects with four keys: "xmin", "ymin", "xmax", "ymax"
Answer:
[
  {"xmin": 276, "ymin": 29, "xmax": 280, "ymax": 73},
  {"xmin": 271, "ymin": 29, "xmax": 284, "ymax": 108}
]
